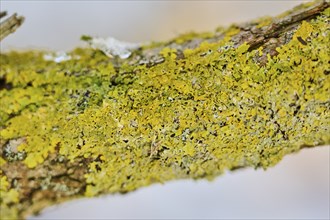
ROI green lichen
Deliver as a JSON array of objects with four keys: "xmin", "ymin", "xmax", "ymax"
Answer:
[{"xmin": 0, "ymin": 2, "xmax": 329, "ymax": 219}]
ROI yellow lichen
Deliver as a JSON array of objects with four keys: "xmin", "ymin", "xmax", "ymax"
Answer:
[
  {"xmin": 0, "ymin": 176, "xmax": 19, "ymax": 219},
  {"xmin": 0, "ymin": 2, "xmax": 329, "ymax": 219}
]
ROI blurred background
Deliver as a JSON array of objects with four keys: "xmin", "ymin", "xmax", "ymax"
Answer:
[
  {"xmin": 1, "ymin": 0, "xmax": 311, "ymax": 51},
  {"xmin": 1, "ymin": 0, "xmax": 329, "ymax": 219}
]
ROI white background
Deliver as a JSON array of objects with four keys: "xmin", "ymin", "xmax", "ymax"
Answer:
[{"xmin": 1, "ymin": 1, "xmax": 329, "ymax": 219}]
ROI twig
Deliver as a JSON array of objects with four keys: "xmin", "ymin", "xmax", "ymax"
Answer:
[
  {"xmin": 0, "ymin": 12, "xmax": 25, "ymax": 41},
  {"xmin": 0, "ymin": 11, "xmax": 7, "ymax": 19}
]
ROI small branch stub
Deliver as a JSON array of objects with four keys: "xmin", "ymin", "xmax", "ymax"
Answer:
[{"xmin": 0, "ymin": 11, "xmax": 24, "ymax": 41}]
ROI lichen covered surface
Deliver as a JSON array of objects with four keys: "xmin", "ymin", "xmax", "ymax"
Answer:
[{"xmin": 1, "ymin": 3, "xmax": 330, "ymax": 219}]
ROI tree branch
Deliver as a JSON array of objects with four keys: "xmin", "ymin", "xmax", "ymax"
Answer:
[{"xmin": 0, "ymin": 1, "xmax": 329, "ymax": 219}]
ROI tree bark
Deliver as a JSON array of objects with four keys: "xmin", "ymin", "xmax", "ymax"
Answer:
[{"xmin": 0, "ymin": 1, "xmax": 329, "ymax": 219}]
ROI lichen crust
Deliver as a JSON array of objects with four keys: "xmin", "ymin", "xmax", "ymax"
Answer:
[{"xmin": 0, "ymin": 2, "xmax": 329, "ymax": 219}]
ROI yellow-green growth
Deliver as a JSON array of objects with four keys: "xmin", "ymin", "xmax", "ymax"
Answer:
[{"xmin": 0, "ymin": 2, "xmax": 329, "ymax": 219}]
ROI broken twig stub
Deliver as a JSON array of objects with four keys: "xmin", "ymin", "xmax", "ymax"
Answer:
[{"xmin": 0, "ymin": 12, "xmax": 24, "ymax": 41}]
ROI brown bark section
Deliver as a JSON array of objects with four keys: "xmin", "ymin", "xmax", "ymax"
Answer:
[{"xmin": 1, "ymin": 142, "xmax": 89, "ymax": 217}]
